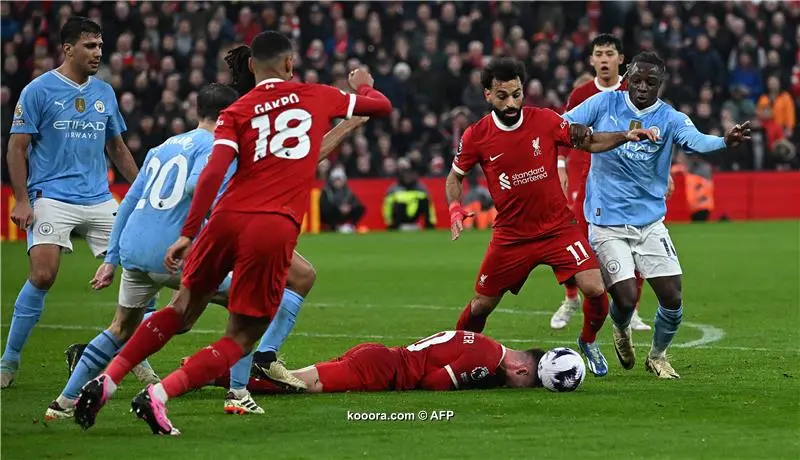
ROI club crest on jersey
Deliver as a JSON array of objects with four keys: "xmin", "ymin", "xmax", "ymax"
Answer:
[
  {"xmin": 14, "ymin": 103, "xmax": 22, "ymax": 117},
  {"xmin": 648, "ymin": 126, "xmax": 660, "ymax": 138},
  {"xmin": 75, "ymin": 97, "xmax": 86, "ymax": 113},
  {"xmin": 629, "ymin": 120, "xmax": 642, "ymax": 130},
  {"xmin": 94, "ymin": 100, "xmax": 105, "ymax": 113},
  {"xmin": 532, "ymin": 137, "xmax": 541, "ymax": 156}
]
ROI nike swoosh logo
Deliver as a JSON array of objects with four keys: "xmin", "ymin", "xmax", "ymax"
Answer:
[
  {"xmin": 489, "ymin": 153, "xmax": 504, "ymax": 162},
  {"xmin": 576, "ymin": 258, "xmax": 588, "ymax": 266}
]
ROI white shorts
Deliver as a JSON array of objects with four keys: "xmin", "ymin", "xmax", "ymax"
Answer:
[
  {"xmin": 118, "ymin": 268, "xmax": 232, "ymax": 309},
  {"xmin": 589, "ymin": 221, "xmax": 682, "ymax": 287},
  {"xmin": 28, "ymin": 197, "xmax": 118, "ymax": 258}
]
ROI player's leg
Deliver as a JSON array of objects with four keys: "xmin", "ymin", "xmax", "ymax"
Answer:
[
  {"xmin": 634, "ymin": 221, "xmax": 683, "ymax": 379},
  {"xmin": 629, "ymin": 273, "xmax": 651, "ymax": 331},
  {"xmin": 1, "ymin": 198, "xmax": 79, "ymax": 388},
  {"xmin": 588, "ymin": 224, "xmax": 640, "ymax": 370},
  {"xmin": 456, "ymin": 240, "xmax": 531, "ymax": 333}
]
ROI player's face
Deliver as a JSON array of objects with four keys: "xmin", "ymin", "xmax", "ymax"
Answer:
[
  {"xmin": 485, "ymin": 78, "xmax": 523, "ymax": 126},
  {"xmin": 589, "ymin": 44, "xmax": 623, "ymax": 81},
  {"xmin": 67, "ymin": 33, "xmax": 103, "ymax": 76},
  {"xmin": 627, "ymin": 63, "xmax": 663, "ymax": 109}
]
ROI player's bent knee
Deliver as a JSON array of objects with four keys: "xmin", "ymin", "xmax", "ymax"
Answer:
[
  {"xmin": 659, "ymin": 294, "xmax": 683, "ymax": 310},
  {"xmin": 287, "ymin": 260, "xmax": 317, "ymax": 297},
  {"xmin": 29, "ymin": 268, "xmax": 57, "ymax": 290}
]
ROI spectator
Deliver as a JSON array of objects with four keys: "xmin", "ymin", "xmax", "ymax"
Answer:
[
  {"xmin": 320, "ymin": 167, "xmax": 366, "ymax": 233},
  {"xmin": 757, "ymin": 76, "xmax": 796, "ymax": 138},
  {"xmin": 722, "ymin": 85, "xmax": 756, "ymax": 124},
  {"xmin": 383, "ymin": 159, "xmax": 436, "ymax": 230}
]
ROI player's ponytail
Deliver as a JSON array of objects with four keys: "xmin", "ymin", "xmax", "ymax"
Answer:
[{"xmin": 225, "ymin": 45, "xmax": 256, "ymax": 95}]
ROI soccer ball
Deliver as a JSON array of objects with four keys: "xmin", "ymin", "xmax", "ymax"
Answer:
[{"xmin": 537, "ymin": 347, "xmax": 586, "ymax": 392}]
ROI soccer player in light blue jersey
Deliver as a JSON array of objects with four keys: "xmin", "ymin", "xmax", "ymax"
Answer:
[
  {"xmin": 2, "ymin": 17, "xmax": 139, "ymax": 388},
  {"xmin": 562, "ymin": 52, "xmax": 751, "ymax": 378}
]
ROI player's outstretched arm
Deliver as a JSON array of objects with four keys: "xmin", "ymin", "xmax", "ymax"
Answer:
[
  {"xmin": 445, "ymin": 170, "xmax": 474, "ymax": 241},
  {"xmin": 105, "ymin": 135, "xmax": 139, "ymax": 183},
  {"xmin": 7, "ymin": 134, "xmax": 33, "ymax": 228},
  {"xmin": 577, "ymin": 128, "xmax": 659, "ymax": 153},
  {"xmin": 347, "ymin": 69, "xmax": 393, "ymax": 118},
  {"xmin": 320, "ymin": 117, "xmax": 369, "ymax": 160}
]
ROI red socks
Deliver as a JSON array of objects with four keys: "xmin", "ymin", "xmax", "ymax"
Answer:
[
  {"xmin": 580, "ymin": 293, "xmax": 609, "ymax": 343},
  {"xmin": 564, "ymin": 278, "xmax": 579, "ymax": 300},
  {"xmin": 456, "ymin": 301, "xmax": 488, "ymax": 333},
  {"xmin": 161, "ymin": 337, "xmax": 243, "ymax": 399},
  {"xmin": 106, "ymin": 307, "xmax": 183, "ymax": 385}
]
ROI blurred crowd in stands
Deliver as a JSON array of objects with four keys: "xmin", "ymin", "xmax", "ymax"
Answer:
[{"xmin": 2, "ymin": 0, "xmax": 799, "ymax": 186}]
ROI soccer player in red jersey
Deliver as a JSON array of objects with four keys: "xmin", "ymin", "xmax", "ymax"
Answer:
[
  {"xmin": 74, "ymin": 31, "xmax": 393, "ymax": 435},
  {"xmin": 207, "ymin": 331, "xmax": 583, "ymax": 393},
  {"xmin": 446, "ymin": 58, "xmax": 656, "ymax": 378}
]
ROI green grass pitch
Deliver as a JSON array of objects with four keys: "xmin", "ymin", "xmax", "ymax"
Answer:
[{"xmin": 2, "ymin": 221, "xmax": 799, "ymax": 459}]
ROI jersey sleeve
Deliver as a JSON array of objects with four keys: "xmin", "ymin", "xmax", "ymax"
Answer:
[
  {"xmin": 212, "ymin": 109, "xmax": 241, "ymax": 156},
  {"xmin": 421, "ymin": 341, "xmax": 505, "ymax": 391},
  {"xmin": 562, "ymin": 91, "xmax": 606, "ymax": 127},
  {"xmin": 541, "ymin": 109, "xmax": 574, "ymax": 147},
  {"xmin": 672, "ymin": 111, "xmax": 726, "ymax": 154},
  {"xmin": 314, "ymin": 84, "xmax": 393, "ymax": 120},
  {"xmin": 105, "ymin": 90, "xmax": 127, "ymax": 138},
  {"xmin": 451, "ymin": 125, "xmax": 480, "ymax": 175},
  {"xmin": 10, "ymin": 84, "xmax": 42, "ymax": 134}
]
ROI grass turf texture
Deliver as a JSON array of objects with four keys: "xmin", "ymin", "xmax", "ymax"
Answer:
[{"xmin": 2, "ymin": 221, "xmax": 799, "ymax": 459}]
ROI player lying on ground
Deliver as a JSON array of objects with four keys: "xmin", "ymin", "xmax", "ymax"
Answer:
[
  {"xmin": 447, "ymin": 58, "xmax": 657, "ymax": 375},
  {"xmin": 549, "ymin": 33, "xmax": 653, "ymax": 335},
  {"xmin": 75, "ymin": 31, "xmax": 393, "ymax": 436},
  {"xmin": 47, "ymin": 83, "xmax": 368, "ymax": 421},
  {"xmin": 562, "ymin": 51, "xmax": 751, "ymax": 379},
  {"xmin": 2, "ymin": 16, "xmax": 139, "ymax": 389},
  {"xmin": 202, "ymin": 331, "xmax": 586, "ymax": 394}
]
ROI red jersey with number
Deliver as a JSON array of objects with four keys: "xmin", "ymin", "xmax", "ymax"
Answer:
[
  {"xmin": 395, "ymin": 330, "xmax": 506, "ymax": 391},
  {"xmin": 181, "ymin": 79, "xmax": 391, "ymax": 238},
  {"xmin": 563, "ymin": 77, "xmax": 627, "ymax": 198},
  {"xmin": 452, "ymin": 107, "xmax": 576, "ymax": 242}
]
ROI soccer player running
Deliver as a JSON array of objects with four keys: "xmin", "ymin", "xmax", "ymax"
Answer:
[
  {"xmin": 2, "ymin": 17, "xmax": 139, "ymax": 388},
  {"xmin": 447, "ymin": 58, "xmax": 657, "ymax": 379},
  {"xmin": 551, "ymin": 34, "xmax": 651, "ymax": 334},
  {"xmin": 205, "ymin": 331, "xmax": 585, "ymax": 394},
  {"xmin": 561, "ymin": 52, "xmax": 751, "ymax": 378},
  {"xmin": 75, "ymin": 31, "xmax": 393, "ymax": 435}
]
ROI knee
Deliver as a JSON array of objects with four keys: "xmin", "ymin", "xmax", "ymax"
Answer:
[
  {"xmin": 108, "ymin": 309, "xmax": 144, "ymax": 342},
  {"xmin": 287, "ymin": 263, "xmax": 317, "ymax": 297},
  {"xmin": 611, "ymin": 284, "xmax": 638, "ymax": 311},
  {"xmin": 29, "ymin": 267, "xmax": 57, "ymax": 290},
  {"xmin": 580, "ymin": 282, "xmax": 606, "ymax": 299},
  {"xmin": 659, "ymin": 291, "xmax": 683, "ymax": 310}
]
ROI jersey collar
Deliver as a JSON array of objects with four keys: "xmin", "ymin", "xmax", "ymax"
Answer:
[
  {"xmin": 257, "ymin": 78, "xmax": 285, "ymax": 87},
  {"xmin": 594, "ymin": 76, "xmax": 622, "ymax": 92},
  {"xmin": 52, "ymin": 70, "xmax": 92, "ymax": 91},
  {"xmin": 624, "ymin": 92, "xmax": 662, "ymax": 117},
  {"xmin": 491, "ymin": 109, "xmax": 524, "ymax": 132}
]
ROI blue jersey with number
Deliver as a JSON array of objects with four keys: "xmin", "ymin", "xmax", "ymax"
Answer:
[
  {"xmin": 105, "ymin": 128, "xmax": 234, "ymax": 273},
  {"xmin": 562, "ymin": 91, "xmax": 726, "ymax": 226},
  {"xmin": 10, "ymin": 70, "xmax": 126, "ymax": 205}
]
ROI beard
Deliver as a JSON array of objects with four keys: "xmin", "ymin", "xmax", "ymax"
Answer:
[{"xmin": 492, "ymin": 105, "xmax": 521, "ymax": 126}]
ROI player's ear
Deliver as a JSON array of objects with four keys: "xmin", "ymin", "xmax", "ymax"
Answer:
[
  {"xmin": 515, "ymin": 368, "xmax": 529, "ymax": 376},
  {"xmin": 63, "ymin": 43, "xmax": 73, "ymax": 57},
  {"xmin": 484, "ymin": 89, "xmax": 492, "ymax": 103},
  {"xmin": 248, "ymin": 57, "xmax": 254, "ymax": 74},
  {"xmin": 618, "ymin": 53, "xmax": 625, "ymax": 65}
]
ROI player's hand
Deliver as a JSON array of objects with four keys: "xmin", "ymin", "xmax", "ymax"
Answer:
[
  {"xmin": 724, "ymin": 121, "xmax": 752, "ymax": 147},
  {"xmin": 10, "ymin": 201, "xmax": 33, "ymax": 229},
  {"xmin": 348, "ymin": 68, "xmax": 374, "ymax": 90},
  {"xmin": 449, "ymin": 202, "xmax": 474, "ymax": 241},
  {"xmin": 569, "ymin": 124, "xmax": 592, "ymax": 146},
  {"xmin": 350, "ymin": 116, "xmax": 369, "ymax": 127},
  {"xmin": 164, "ymin": 236, "xmax": 193, "ymax": 274},
  {"xmin": 90, "ymin": 263, "xmax": 117, "ymax": 290},
  {"xmin": 666, "ymin": 174, "xmax": 675, "ymax": 199},
  {"xmin": 626, "ymin": 128, "xmax": 659, "ymax": 142},
  {"xmin": 557, "ymin": 165, "xmax": 568, "ymax": 197}
]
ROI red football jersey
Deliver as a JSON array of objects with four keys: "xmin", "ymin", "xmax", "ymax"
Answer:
[
  {"xmin": 453, "ymin": 107, "xmax": 576, "ymax": 242},
  {"xmin": 181, "ymin": 79, "xmax": 391, "ymax": 238},
  {"xmin": 562, "ymin": 77, "xmax": 627, "ymax": 197},
  {"xmin": 395, "ymin": 330, "xmax": 506, "ymax": 391}
]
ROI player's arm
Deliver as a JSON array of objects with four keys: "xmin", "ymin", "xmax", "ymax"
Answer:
[
  {"xmin": 320, "ymin": 69, "xmax": 393, "ymax": 121},
  {"xmin": 105, "ymin": 136, "xmax": 139, "ymax": 183},
  {"xmin": 421, "ymin": 354, "xmax": 500, "ymax": 391},
  {"xmin": 319, "ymin": 117, "xmax": 369, "ymax": 160},
  {"xmin": 674, "ymin": 113, "xmax": 750, "ymax": 153},
  {"xmin": 556, "ymin": 89, "xmax": 586, "ymax": 195},
  {"xmin": 446, "ymin": 127, "xmax": 479, "ymax": 240},
  {"xmin": 7, "ymin": 134, "xmax": 33, "ymax": 228},
  {"xmin": 576, "ymin": 127, "xmax": 658, "ymax": 153}
]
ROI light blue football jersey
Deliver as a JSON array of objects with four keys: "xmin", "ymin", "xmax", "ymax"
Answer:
[
  {"xmin": 10, "ymin": 70, "xmax": 126, "ymax": 205},
  {"xmin": 563, "ymin": 91, "xmax": 726, "ymax": 226},
  {"xmin": 105, "ymin": 128, "xmax": 235, "ymax": 273}
]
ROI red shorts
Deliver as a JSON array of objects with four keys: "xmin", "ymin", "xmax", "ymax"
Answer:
[
  {"xmin": 475, "ymin": 225, "xmax": 600, "ymax": 297},
  {"xmin": 315, "ymin": 343, "xmax": 403, "ymax": 392},
  {"xmin": 182, "ymin": 211, "xmax": 298, "ymax": 319}
]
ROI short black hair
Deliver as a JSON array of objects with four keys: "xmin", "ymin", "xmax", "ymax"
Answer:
[
  {"xmin": 250, "ymin": 31, "xmax": 293, "ymax": 63},
  {"xmin": 61, "ymin": 16, "xmax": 102, "ymax": 45},
  {"xmin": 630, "ymin": 51, "xmax": 666, "ymax": 73},
  {"xmin": 590, "ymin": 33, "xmax": 623, "ymax": 54},
  {"xmin": 481, "ymin": 57, "xmax": 526, "ymax": 90},
  {"xmin": 524, "ymin": 347, "xmax": 547, "ymax": 388},
  {"xmin": 224, "ymin": 45, "xmax": 256, "ymax": 95},
  {"xmin": 197, "ymin": 83, "xmax": 239, "ymax": 120}
]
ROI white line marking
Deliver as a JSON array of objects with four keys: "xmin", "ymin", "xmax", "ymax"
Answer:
[{"xmin": 674, "ymin": 322, "xmax": 725, "ymax": 349}]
